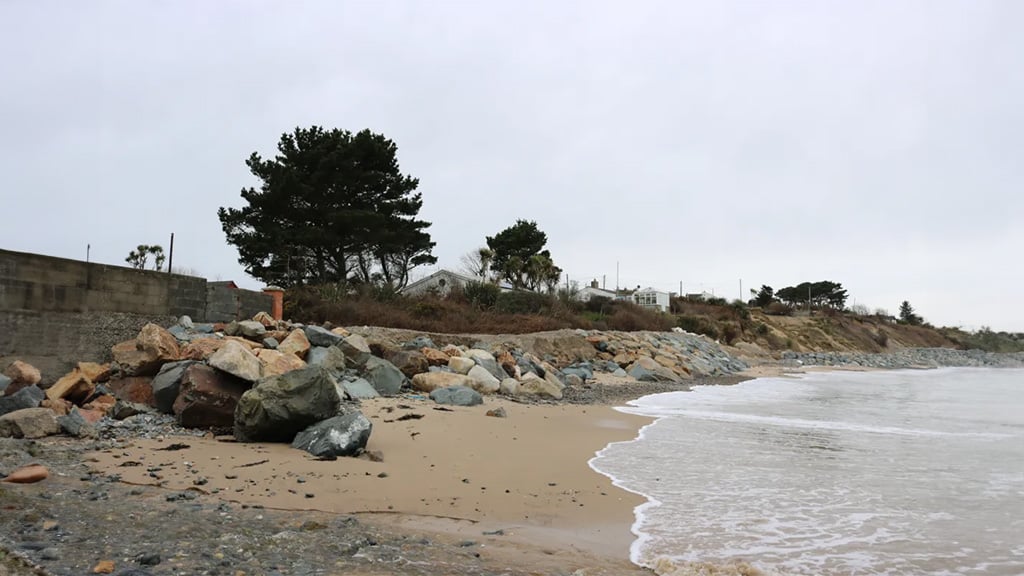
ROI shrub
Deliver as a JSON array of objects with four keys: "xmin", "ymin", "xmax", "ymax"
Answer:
[
  {"xmin": 754, "ymin": 322, "xmax": 770, "ymax": 336},
  {"xmin": 464, "ymin": 281, "xmax": 500, "ymax": 309},
  {"xmin": 720, "ymin": 321, "xmax": 741, "ymax": 345},
  {"xmin": 765, "ymin": 302, "xmax": 794, "ymax": 316},
  {"xmin": 676, "ymin": 315, "xmax": 720, "ymax": 340},
  {"xmin": 584, "ymin": 295, "xmax": 612, "ymax": 313},
  {"xmin": 495, "ymin": 291, "xmax": 553, "ymax": 314},
  {"xmin": 606, "ymin": 302, "xmax": 675, "ymax": 331}
]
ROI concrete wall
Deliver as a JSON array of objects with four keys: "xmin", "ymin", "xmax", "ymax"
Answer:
[{"xmin": 0, "ymin": 249, "xmax": 272, "ymax": 382}]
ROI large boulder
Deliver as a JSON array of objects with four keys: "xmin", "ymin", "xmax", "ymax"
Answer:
[
  {"xmin": 304, "ymin": 325, "xmax": 343, "ymax": 348},
  {"xmin": 76, "ymin": 362, "xmax": 111, "ymax": 383},
  {"xmin": 151, "ymin": 360, "xmax": 196, "ymax": 415},
  {"xmin": 386, "ymin": 350, "xmax": 430, "ymax": 379},
  {"xmin": 420, "ymin": 348, "xmax": 450, "ymax": 367},
  {"xmin": 45, "ymin": 369, "xmax": 95, "ymax": 404},
  {"xmin": 463, "ymin": 349, "xmax": 505, "ymax": 381},
  {"xmin": 340, "ymin": 378, "xmax": 379, "ymax": 400},
  {"xmin": 338, "ymin": 334, "xmax": 372, "ymax": 367},
  {"xmin": 410, "ymin": 372, "xmax": 471, "ymax": 393},
  {"xmin": 107, "ymin": 377, "xmax": 155, "ymax": 407},
  {"xmin": 136, "ymin": 323, "xmax": 181, "ymax": 366},
  {"xmin": 236, "ymin": 320, "xmax": 267, "ymax": 339},
  {"xmin": 0, "ymin": 385, "xmax": 44, "ymax": 417},
  {"xmin": 519, "ymin": 372, "xmax": 563, "ymax": 400},
  {"xmin": 499, "ymin": 378, "xmax": 519, "ymax": 396},
  {"xmin": 256, "ymin": 349, "xmax": 307, "ymax": 378},
  {"xmin": 57, "ymin": 409, "xmax": 96, "ymax": 438},
  {"xmin": 277, "ymin": 330, "xmax": 312, "ymax": 359},
  {"xmin": 466, "ymin": 365, "xmax": 500, "ymax": 394},
  {"xmin": 233, "ymin": 365, "xmax": 344, "ymax": 443},
  {"xmin": 448, "ymin": 356, "xmax": 475, "ymax": 375},
  {"xmin": 172, "ymin": 364, "xmax": 250, "ymax": 429},
  {"xmin": 208, "ymin": 340, "xmax": 263, "ymax": 382},
  {"xmin": 290, "ymin": 409, "xmax": 372, "ymax": 458},
  {"xmin": 306, "ymin": 346, "xmax": 347, "ymax": 373},
  {"xmin": 2, "ymin": 361, "xmax": 41, "ymax": 396},
  {"xmin": 627, "ymin": 356, "xmax": 678, "ymax": 383},
  {"xmin": 361, "ymin": 356, "xmax": 405, "ymax": 396},
  {"xmin": 429, "ymin": 385, "xmax": 483, "ymax": 406},
  {"xmin": 180, "ymin": 337, "xmax": 226, "ymax": 361},
  {"xmin": 0, "ymin": 407, "xmax": 59, "ymax": 438}
]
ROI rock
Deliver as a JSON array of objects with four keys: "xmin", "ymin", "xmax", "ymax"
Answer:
[
  {"xmin": 404, "ymin": 335, "xmax": 436, "ymax": 350},
  {"xmin": 496, "ymin": 350, "xmax": 517, "ymax": 378},
  {"xmin": 0, "ymin": 374, "xmax": 9, "ymax": 394},
  {"xmin": 41, "ymin": 398, "xmax": 72, "ymax": 416},
  {"xmin": 339, "ymin": 334, "xmax": 372, "ymax": 367},
  {"xmin": 107, "ymin": 377, "xmax": 155, "ymax": 406},
  {"xmin": 330, "ymin": 326, "xmax": 350, "ymax": 337},
  {"xmin": 1, "ymin": 463, "xmax": 49, "ymax": 484},
  {"xmin": 178, "ymin": 315, "xmax": 194, "ymax": 329},
  {"xmin": 262, "ymin": 337, "xmax": 280, "ymax": 349},
  {"xmin": 362, "ymin": 356, "xmax": 405, "ymax": 396},
  {"xmin": 92, "ymin": 560, "xmax": 115, "ymax": 574},
  {"xmin": 410, "ymin": 372, "xmax": 471, "ymax": 393},
  {"xmin": 290, "ymin": 409, "xmax": 373, "ymax": 458},
  {"xmin": 441, "ymin": 344, "xmax": 462, "ymax": 357},
  {"xmin": 0, "ymin": 385, "xmax": 44, "ymax": 417},
  {"xmin": 253, "ymin": 310, "xmax": 276, "ymax": 327},
  {"xmin": 304, "ymin": 325, "xmax": 343, "ymax": 348},
  {"xmin": 340, "ymin": 378, "xmax": 380, "ymax": 400},
  {"xmin": 257, "ymin": 349, "xmax": 307, "ymax": 378},
  {"xmin": 543, "ymin": 369, "xmax": 566, "ymax": 391},
  {"xmin": 45, "ymin": 369, "xmax": 95, "ymax": 404},
  {"xmin": 429, "ymin": 385, "xmax": 483, "ymax": 406},
  {"xmin": 0, "ymin": 407, "xmax": 60, "ymax": 438},
  {"xmin": 136, "ymin": 323, "xmax": 181, "ymax": 365},
  {"xmin": 565, "ymin": 374, "xmax": 583, "ymax": 387},
  {"xmin": 83, "ymin": 394, "xmax": 116, "ymax": 416},
  {"xmin": 448, "ymin": 356, "xmax": 475, "ymax": 375},
  {"xmin": 306, "ymin": 346, "xmax": 347, "ymax": 373},
  {"xmin": 277, "ymin": 329, "xmax": 312, "ymax": 359},
  {"xmin": 562, "ymin": 364, "xmax": 593, "ymax": 381},
  {"xmin": 208, "ymin": 340, "xmax": 263, "ymax": 382},
  {"xmin": 151, "ymin": 360, "xmax": 196, "ymax": 415},
  {"xmin": 112, "ymin": 400, "xmax": 153, "ymax": 420},
  {"xmin": 387, "ymin": 350, "xmax": 429, "ymax": 379},
  {"xmin": 627, "ymin": 356, "xmax": 678, "ymax": 382},
  {"xmin": 464, "ymin": 350, "xmax": 505, "ymax": 381},
  {"xmin": 466, "ymin": 365, "xmax": 500, "ymax": 394},
  {"xmin": 499, "ymin": 378, "xmax": 519, "ymax": 396},
  {"xmin": 77, "ymin": 361, "xmax": 111, "ymax": 383},
  {"xmin": 173, "ymin": 364, "xmax": 250, "ymax": 429},
  {"xmin": 111, "ymin": 342, "xmax": 162, "ymax": 378},
  {"xmin": 179, "ymin": 337, "xmax": 226, "ymax": 361},
  {"xmin": 519, "ymin": 373, "xmax": 563, "ymax": 400},
  {"xmin": 234, "ymin": 365, "xmax": 344, "ymax": 443},
  {"xmin": 224, "ymin": 321, "xmax": 241, "ymax": 336},
  {"xmin": 58, "ymin": 409, "xmax": 96, "ymax": 438},
  {"xmin": 421, "ymin": 348, "xmax": 450, "ymax": 366},
  {"xmin": 236, "ymin": 320, "xmax": 267, "ymax": 339},
  {"xmin": 486, "ymin": 407, "xmax": 507, "ymax": 418},
  {"xmin": 2, "ymin": 360, "xmax": 42, "ymax": 394}
]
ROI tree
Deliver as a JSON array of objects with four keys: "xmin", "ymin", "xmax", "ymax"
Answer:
[
  {"xmin": 899, "ymin": 300, "xmax": 923, "ymax": 325},
  {"xmin": 125, "ymin": 244, "xmax": 166, "ymax": 271},
  {"xmin": 218, "ymin": 126, "xmax": 436, "ymax": 289},
  {"xmin": 459, "ymin": 247, "xmax": 494, "ymax": 279},
  {"xmin": 485, "ymin": 220, "xmax": 561, "ymax": 291},
  {"xmin": 776, "ymin": 280, "xmax": 848, "ymax": 309},
  {"xmin": 749, "ymin": 285, "xmax": 775, "ymax": 307}
]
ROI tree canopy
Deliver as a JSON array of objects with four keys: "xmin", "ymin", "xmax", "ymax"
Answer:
[
  {"xmin": 775, "ymin": 281, "xmax": 849, "ymax": 309},
  {"xmin": 899, "ymin": 300, "xmax": 923, "ymax": 325},
  {"xmin": 485, "ymin": 220, "xmax": 561, "ymax": 291},
  {"xmin": 125, "ymin": 244, "xmax": 166, "ymax": 271},
  {"xmin": 218, "ymin": 127, "xmax": 436, "ymax": 288}
]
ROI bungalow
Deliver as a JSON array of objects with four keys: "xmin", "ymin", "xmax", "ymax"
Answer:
[
  {"xmin": 576, "ymin": 280, "xmax": 617, "ymax": 303},
  {"xmin": 633, "ymin": 286, "xmax": 671, "ymax": 312},
  {"xmin": 401, "ymin": 269, "xmax": 512, "ymax": 297}
]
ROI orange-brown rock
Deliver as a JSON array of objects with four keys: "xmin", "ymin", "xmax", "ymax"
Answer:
[
  {"xmin": 420, "ymin": 347, "xmax": 450, "ymax": 367},
  {"xmin": 496, "ymin": 350, "xmax": 517, "ymax": 378},
  {"xmin": 2, "ymin": 463, "xmax": 49, "ymax": 484},
  {"xmin": 77, "ymin": 408, "xmax": 105, "ymax": 424},
  {"xmin": 386, "ymin": 350, "xmax": 429, "ymax": 379},
  {"xmin": 3, "ymin": 360, "xmax": 42, "ymax": 395},
  {"xmin": 225, "ymin": 336, "xmax": 263, "ymax": 350},
  {"xmin": 76, "ymin": 361, "xmax": 111, "ymax": 383},
  {"xmin": 441, "ymin": 345, "xmax": 462, "ymax": 357},
  {"xmin": 173, "ymin": 364, "xmax": 249, "ymax": 429},
  {"xmin": 41, "ymin": 398, "xmax": 72, "ymax": 416},
  {"xmin": 256, "ymin": 349, "xmax": 307, "ymax": 377},
  {"xmin": 92, "ymin": 560, "xmax": 115, "ymax": 574},
  {"xmin": 82, "ymin": 394, "xmax": 116, "ymax": 415},
  {"xmin": 108, "ymin": 377, "xmax": 155, "ymax": 406},
  {"xmin": 252, "ymin": 310, "xmax": 276, "ymax": 327},
  {"xmin": 136, "ymin": 323, "xmax": 180, "ymax": 363},
  {"xmin": 45, "ymin": 369, "xmax": 95, "ymax": 405},
  {"xmin": 330, "ymin": 327, "xmax": 350, "ymax": 337},
  {"xmin": 277, "ymin": 329, "xmax": 311, "ymax": 359},
  {"xmin": 180, "ymin": 337, "xmax": 226, "ymax": 361}
]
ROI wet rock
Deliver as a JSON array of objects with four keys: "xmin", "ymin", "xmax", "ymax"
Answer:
[
  {"xmin": 410, "ymin": 372, "xmax": 471, "ymax": 393},
  {"xmin": 361, "ymin": 356, "xmax": 405, "ymax": 396},
  {"xmin": 173, "ymin": 364, "xmax": 250, "ymax": 429},
  {"xmin": 338, "ymin": 334, "xmax": 372, "ymax": 367},
  {"xmin": 304, "ymin": 325, "xmax": 343, "ymax": 348},
  {"xmin": 1, "ymin": 463, "xmax": 49, "ymax": 483},
  {"xmin": 0, "ymin": 385, "xmax": 44, "ymax": 417},
  {"xmin": 429, "ymin": 385, "xmax": 483, "ymax": 406},
  {"xmin": 151, "ymin": 360, "xmax": 196, "ymax": 414},
  {"xmin": 0, "ymin": 407, "xmax": 60, "ymax": 438},
  {"xmin": 208, "ymin": 340, "xmax": 263, "ymax": 382},
  {"xmin": 291, "ymin": 409, "xmax": 372, "ymax": 458},
  {"xmin": 234, "ymin": 365, "xmax": 343, "ymax": 442}
]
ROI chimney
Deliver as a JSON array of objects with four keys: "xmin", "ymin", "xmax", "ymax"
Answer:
[{"xmin": 590, "ymin": 279, "xmax": 599, "ymax": 289}]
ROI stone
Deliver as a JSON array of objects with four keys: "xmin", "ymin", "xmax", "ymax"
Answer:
[
  {"xmin": 224, "ymin": 336, "xmax": 262, "ymax": 350},
  {"xmin": 224, "ymin": 321, "xmax": 241, "ymax": 336},
  {"xmin": 543, "ymin": 369, "xmax": 566, "ymax": 391},
  {"xmin": 496, "ymin": 350, "xmax": 517, "ymax": 378},
  {"xmin": 58, "ymin": 409, "xmax": 96, "ymax": 438},
  {"xmin": 404, "ymin": 335, "xmax": 436, "ymax": 350},
  {"xmin": 3, "ymin": 360, "xmax": 42, "ymax": 392},
  {"xmin": 0, "ymin": 385, "xmax": 44, "ymax": 417},
  {"xmin": 193, "ymin": 323, "xmax": 215, "ymax": 334},
  {"xmin": 92, "ymin": 560, "xmax": 115, "ymax": 574},
  {"xmin": 464, "ymin": 350, "xmax": 505, "ymax": 381},
  {"xmin": 83, "ymin": 394, "xmax": 117, "ymax": 415},
  {"xmin": 565, "ymin": 374, "xmax": 583, "ymax": 387},
  {"xmin": 627, "ymin": 356, "xmax": 678, "ymax": 382},
  {"xmin": 330, "ymin": 326, "xmax": 350, "ymax": 337},
  {"xmin": 173, "ymin": 364, "xmax": 250, "ymax": 429},
  {"xmin": 77, "ymin": 361, "xmax": 111, "ymax": 383},
  {"xmin": 208, "ymin": 340, "xmax": 263, "ymax": 382},
  {"xmin": 45, "ymin": 369, "xmax": 95, "ymax": 404},
  {"xmin": 421, "ymin": 348, "xmax": 450, "ymax": 367},
  {"xmin": 499, "ymin": 378, "xmax": 519, "ymax": 396},
  {"xmin": 107, "ymin": 377, "xmax": 155, "ymax": 406},
  {"xmin": 257, "ymin": 349, "xmax": 307, "ymax": 378},
  {"xmin": 2, "ymin": 463, "xmax": 49, "ymax": 484},
  {"xmin": 466, "ymin": 365, "xmax": 500, "ymax": 394},
  {"xmin": 306, "ymin": 346, "xmax": 347, "ymax": 373},
  {"xmin": 338, "ymin": 334, "xmax": 372, "ymax": 367},
  {"xmin": 387, "ymin": 350, "xmax": 429, "ymax": 379},
  {"xmin": 77, "ymin": 408, "xmax": 105, "ymax": 424},
  {"xmin": 262, "ymin": 337, "xmax": 280, "ymax": 349},
  {"xmin": 179, "ymin": 337, "xmax": 226, "ymax": 361},
  {"xmin": 486, "ymin": 407, "xmax": 507, "ymax": 418},
  {"xmin": 291, "ymin": 409, "xmax": 373, "ymax": 458},
  {"xmin": 340, "ymin": 378, "xmax": 379, "ymax": 400},
  {"xmin": 448, "ymin": 356, "xmax": 475, "ymax": 375},
  {"xmin": 361, "ymin": 356, "xmax": 405, "ymax": 396},
  {"xmin": 441, "ymin": 344, "xmax": 462, "ymax": 357},
  {"xmin": 277, "ymin": 329, "xmax": 312, "ymax": 359},
  {"xmin": 562, "ymin": 364, "xmax": 593, "ymax": 381},
  {"xmin": 0, "ymin": 374, "xmax": 9, "ymax": 394},
  {"xmin": 304, "ymin": 325, "xmax": 343, "ymax": 348},
  {"xmin": 237, "ymin": 320, "xmax": 267, "ymax": 339},
  {"xmin": 136, "ymin": 323, "xmax": 181, "ymax": 364},
  {"xmin": 112, "ymin": 400, "xmax": 153, "ymax": 420},
  {"xmin": 234, "ymin": 365, "xmax": 344, "ymax": 443},
  {"xmin": 151, "ymin": 360, "xmax": 196, "ymax": 415},
  {"xmin": 518, "ymin": 373, "xmax": 563, "ymax": 400},
  {"xmin": 41, "ymin": 398, "xmax": 72, "ymax": 416},
  {"xmin": 410, "ymin": 372, "xmax": 471, "ymax": 393},
  {"xmin": 178, "ymin": 315, "xmax": 194, "ymax": 329},
  {"xmin": 429, "ymin": 385, "xmax": 483, "ymax": 406},
  {"xmin": 253, "ymin": 310, "xmax": 276, "ymax": 327},
  {"xmin": 0, "ymin": 407, "xmax": 60, "ymax": 438}
]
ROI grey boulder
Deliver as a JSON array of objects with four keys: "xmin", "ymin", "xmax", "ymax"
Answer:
[
  {"xmin": 361, "ymin": 356, "xmax": 405, "ymax": 396},
  {"xmin": 0, "ymin": 385, "xmax": 44, "ymax": 417},
  {"xmin": 291, "ymin": 409, "xmax": 372, "ymax": 458},
  {"xmin": 307, "ymin": 346, "xmax": 347, "ymax": 373},
  {"xmin": 304, "ymin": 325, "xmax": 343, "ymax": 348},
  {"xmin": 234, "ymin": 365, "xmax": 343, "ymax": 443},
  {"xmin": 237, "ymin": 320, "xmax": 267, "ymax": 339},
  {"xmin": 58, "ymin": 409, "xmax": 96, "ymax": 438},
  {"xmin": 338, "ymin": 334, "xmax": 372, "ymax": 367},
  {"xmin": 151, "ymin": 360, "xmax": 196, "ymax": 415},
  {"xmin": 0, "ymin": 407, "xmax": 59, "ymax": 439},
  {"xmin": 0, "ymin": 373, "xmax": 9, "ymax": 393},
  {"xmin": 429, "ymin": 385, "xmax": 483, "ymax": 406},
  {"xmin": 340, "ymin": 378, "xmax": 380, "ymax": 400}
]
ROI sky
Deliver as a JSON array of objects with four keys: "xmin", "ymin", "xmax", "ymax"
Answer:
[{"xmin": 1, "ymin": 1, "xmax": 1021, "ymax": 331}]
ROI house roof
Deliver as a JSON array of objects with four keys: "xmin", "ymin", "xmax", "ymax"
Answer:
[{"xmin": 402, "ymin": 269, "xmax": 513, "ymax": 292}]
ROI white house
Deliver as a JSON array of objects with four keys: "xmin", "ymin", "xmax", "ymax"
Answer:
[
  {"xmin": 401, "ymin": 269, "xmax": 512, "ymax": 297},
  {"xmin": 633, "ymin": 286, "xmax": 671, "ymax": 312},
  {"xmin": 576, "ymin": 280, "xmax": 617, "ymax": 303}
]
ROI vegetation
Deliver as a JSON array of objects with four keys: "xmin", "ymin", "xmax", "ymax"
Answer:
[
  {"xmin": 899, "ymin": 300, "xmax": 924, "ymax": 325},
  {"xmin": 218, "ymin": 126, "xmax": 436, "ymax": 289},
  {"xmin": 125, "ymin": 244, "xmax": 166, "ymax": 271},
  {"xmin": 485, "ymin": 220, "xmax": 561, "ymax": 291}
]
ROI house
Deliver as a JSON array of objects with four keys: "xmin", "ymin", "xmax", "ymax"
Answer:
[
  {"xmin": 401, "ymin": 269, "xmax": 512, "ymax": 297},
  {"xmin": 576, "ymin": 280, "xmax": 617, "ymax": 303},
  {"xmin": 633, "ymin": 286, "xmax": 671, "ymax": 312}
]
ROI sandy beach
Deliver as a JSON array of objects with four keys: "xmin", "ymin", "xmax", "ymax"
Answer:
[{"xmin": 85, "ymin": 396, "xmax": 654, "ymax": 574}]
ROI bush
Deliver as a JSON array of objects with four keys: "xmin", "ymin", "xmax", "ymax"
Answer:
[
  {"xmin": 495, "ymin": 291, "xmax": 553, "ymax": 314},
  {"xmin": 464, "ymin": 281, "xmax": 500, "ymax": 309},
  {"xmin": 720, "ymin": 321, "xmax": 741, "ymax": 345},
  {"xmin": 754, "ymin": 322, "xmax": 770, "ymax": 336},
  {"xmin": 606, "ymin": 302, "xmax": 675, "ymax": 331},
  {"xmin": 676, "ymin": 315, "xmax": 720, "ymax": 340},
  {"xmin": 584, "ymin": 295, "xmax": 613, "ymax": 313},
  {"xmin": 765, "ymin": 302, "xmax": 794, "ymax": 316}
]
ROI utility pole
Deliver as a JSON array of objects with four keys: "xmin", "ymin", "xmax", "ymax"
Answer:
[
  {"xmin": 616, "ymin": 261, "xmax": 619, "ymax": 294},
  {"xmin": 86, "ymin": 244, "xmax": 90, "ymax": 263},
  {"xmin": 167, "ymin": 233, "xmax": 175, "ymax": 274},
  {"xmin": 679, "ymin": 280, "xmax": 682, "ymax": 297},
  {"xmin": 739, "ymin": 278, "xmax": 743, "ymax": 302}
]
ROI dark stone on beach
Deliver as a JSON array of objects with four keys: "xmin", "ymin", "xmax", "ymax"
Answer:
[
  {"xmin": 135, "ymin": 552, "xmax": 161, "ymax": 566},
  {"xmin": 307, "ymin": 346, "xmax": 347, "ymax": 374},
  {"xmin": 0, "ymin": 385, "xmax": 44, "ymax": 417},
  {"xmin": 58, "ymin": 409, "xmax": 95, "ymax": 438},
  {"xmin": 173, "ymin": 364, "xmax": 249, "ymax": 429},
  {"xmin": 151, "ymin": 360, "xmax": 196, "ymax": 415},
  {"xmin": 429, "ymin": 385, "xmax": 482, "ymax": 406},
  {"xmin": 234, "ymin": 365, "xmax": 343, "ymax": 442},
  {"xmin": 291, "ymin": 410, "xmax": 372, "ymax": 458},
  {"xmin": 304, "ymin": 325, "xmax": 342, "ymax": 348},
  {"xmin": 403, "ymin": 336, "xmax": 436, "ymax": 350},
  {"xmin": 40, "ymin": 547, "xmax": 61, "ymax": 560},
  {"xmin": 112, "ymin": 400, "xmax": 153, "ymax": 420},
  {"xmin": 361, "ymin": 356, "xmax": 405, "ymax": 396},
  {"xmin": 262, "ymin": 337, "xmax": 280, "ymax": 350}
]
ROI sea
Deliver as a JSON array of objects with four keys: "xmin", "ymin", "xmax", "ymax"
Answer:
[{"xmin": 590, "ymin": 368, "xmax": 1024, "ymax": 576}]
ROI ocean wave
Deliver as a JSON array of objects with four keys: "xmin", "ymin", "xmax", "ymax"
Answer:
[{"xmin": 650, "ymin": 556, "xmax": 776, "ymax": 576}]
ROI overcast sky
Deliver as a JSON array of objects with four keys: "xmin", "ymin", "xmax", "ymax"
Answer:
[{"xmin": 1, "ymin": 1, "xmax": 1021, "ymax": 331}]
